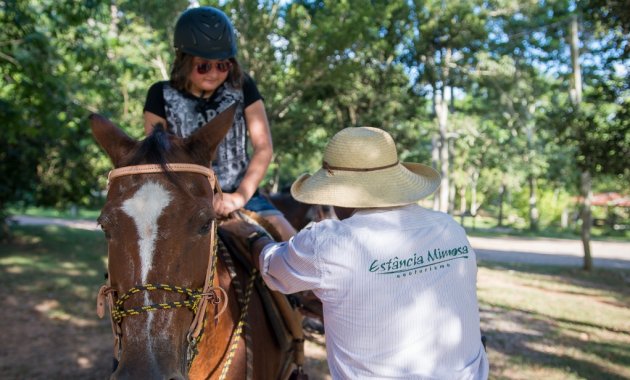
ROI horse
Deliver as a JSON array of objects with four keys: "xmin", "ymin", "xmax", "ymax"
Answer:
[
  {"xmin": 265, "ymin": 189, "xmax": 337, "ymax": 231},
  {"xmin": 91, "ymin": 105, "xmax": 301, "ymax": 380}
]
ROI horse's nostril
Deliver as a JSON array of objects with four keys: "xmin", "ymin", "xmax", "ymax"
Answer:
[{"xmin": 167, "ymin": 373, "xmax": 187, "ymax": 380}]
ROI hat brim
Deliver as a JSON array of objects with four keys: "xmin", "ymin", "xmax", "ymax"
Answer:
[{"xmin": 290, "ymin": 162, "xmax": 440, "ymax": 208}]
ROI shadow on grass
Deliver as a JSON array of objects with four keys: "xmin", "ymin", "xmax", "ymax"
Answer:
[
  {"xmin": 0, "ymin": 225, "xmax": 111, "ymax": 379},
  {"xmin": 479, "ymin": 261, "xmax": 630, "ymax": 379},
  {"xmin": 480, "ymin": 261, "xmax": 630, "ymax": 310},
  {"xmin": 482, "ymin": 303, "xmax": 630, "ymax": 380},
  {"xmin": 0, "ymin": 225, "xmax": 108, "ymax": 318}
]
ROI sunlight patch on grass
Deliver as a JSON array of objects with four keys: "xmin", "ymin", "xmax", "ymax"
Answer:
[
  {"xmin": 34, "ymin": 299, "xmax": 72, "ymax": 321},
  {"xmin": 502, "ymin": 363, "xmax": 584, "ymax": 380},
  {"xmin": 478, "ymin": 266, "xmax": 630, "ymax": 333},
  {"xmin": 4, "ymin": 265, "xmax": 24, "ymax": 274},
  {"xmin": 0, "ymin": 256, "xmax": 40, "ymax": 266},
  {"xmin": 479, "ymin": 263, "xmax": 630, "ymax": 379},
  {"xmin": 523, "ymin": 339, "xmax": 630, "ymax": 379},
  {"xmin": 77, "ymin": 356, "xmax": 93, "ymax": 369}
]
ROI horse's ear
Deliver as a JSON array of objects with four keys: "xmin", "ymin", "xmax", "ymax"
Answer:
[
  {"xmin": 89, "ymin": 114, "xmax": 137, "ymax": 168},
  {"xmin": 185, "ymin": 103, "xmax": 237, "ymax": 166}
]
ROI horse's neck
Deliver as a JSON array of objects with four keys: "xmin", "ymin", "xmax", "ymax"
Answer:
[{"xmin": 188, "ymin": 252, "xmax": 245, "ymax": 379}]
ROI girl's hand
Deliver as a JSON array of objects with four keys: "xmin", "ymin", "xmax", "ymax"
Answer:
[{"xmin": 213, "ymin": 192, "xmax": 247, "ymax": 216}]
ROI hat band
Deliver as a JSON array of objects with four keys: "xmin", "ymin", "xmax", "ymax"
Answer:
[{"xmin": 323, "ymin": 160, "xmax": 399, "ymax": 175}]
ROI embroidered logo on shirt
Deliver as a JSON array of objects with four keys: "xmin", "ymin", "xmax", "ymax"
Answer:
[{"xmin": 368, "ymin": 245, "xmax": 470, "ymax": 278}]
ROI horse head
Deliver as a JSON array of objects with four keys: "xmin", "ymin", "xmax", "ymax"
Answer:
[{"xmin": 91, "ymin": 105, "xmax": 236, "ymax": 380}]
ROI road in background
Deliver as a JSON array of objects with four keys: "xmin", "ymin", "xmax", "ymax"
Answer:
[{"xmin": 470, "ymin": 235, "xmax": 630, "ymax": 269}]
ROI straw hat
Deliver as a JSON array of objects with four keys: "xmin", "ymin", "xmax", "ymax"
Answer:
[{"xmin": 290, "ymin": 127, "xmax": 441, "ymax": 208}]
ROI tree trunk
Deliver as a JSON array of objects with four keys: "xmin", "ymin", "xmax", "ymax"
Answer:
[
  {"xmin": 270, "ymin": 156, "xmax": 280, "ymax": 193},
  {"xmin": 570, "ymin": 15, "xmax": 583, "ymax": 105},
  {"xmin": 497, "ymin": 183, "xmax": 505, "ymax": 227},
  {"xmin": 561, "ymin": 208, "xmax": 569, "ymax": 229},
  {"xmin": 459, "ymin": 186, "xmax": 467, "ymax": 226},
  {"xmin": 436, "ymin": 99, "xmax": 449, "ymax": 213},
  {"xmin": 470, "ymin": 169, "xmax": 479, "ymax": 231},
  {"xmin": 448, "ymin": 138, "xmax": 456, "ymax": 215},
  {"xmin": 570, "ymin": 14, "xmax": 592, "ymax": 271},
  {"xmin": 528, "ymin": 175, "xmax": 539, "ymax": 231},
  {"xmin": 580, "ymin": 170, "xmax": 593, "ymax": 271},
  {"xmin": 431, "ymin": 135, "xmax": 440, "ymax": 211}
]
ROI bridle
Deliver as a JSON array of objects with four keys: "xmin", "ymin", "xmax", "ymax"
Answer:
[{"xmin": 96, "ymin": 163, "xmax": 229, "ymax": 368}]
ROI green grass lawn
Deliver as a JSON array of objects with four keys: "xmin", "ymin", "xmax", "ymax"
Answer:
[
  {"xmin": 0, "ymin": 225, "xmax": 107, "ymax": 320},
  {"xmin": 478, "ymin": 262, "xmax": 630, "ymax": 380},
  {"xmin": 0, "ymin": 224, "xmax": 629, "ymax": 379},
  {"xmin": 459, "ymin": 214, "xmax": 630, "ymax": 241},
  {"xmin": 7, "ymin": 205, "xmax": 102, "ymax": 221}
]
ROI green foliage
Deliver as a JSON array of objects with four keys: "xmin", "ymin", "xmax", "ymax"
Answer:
[
  {"xmin": 512, "ymin": 185, "xmax": 573, "ymax": 228},
  {"xmin": 0, "ymin": 0, "xmax": 628, "ymax": 239},
  {"xmin": 0, "ymin": 0, "xmax": 185, "ymax": 218}
]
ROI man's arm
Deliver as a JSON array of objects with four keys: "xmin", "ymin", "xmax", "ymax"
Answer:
[
  {"xmin": 247, "ymin": 230, "xmax": 275, "ymax": 271},
  {"xmin": 219, "ymin": 219, "xmax": 276, "ymax": 270}
]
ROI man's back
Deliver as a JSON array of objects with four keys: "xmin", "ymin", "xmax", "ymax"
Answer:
[{"xmin": 262, "ymin": 204, "xmax": 489, "ymax": 379}]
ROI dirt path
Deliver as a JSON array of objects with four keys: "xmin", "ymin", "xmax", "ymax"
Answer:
[{"xmin": 470, "ymin": 235, "xmax": 630, "ymax": 269}]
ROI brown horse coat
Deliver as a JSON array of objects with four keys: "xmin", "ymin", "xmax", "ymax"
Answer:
[{"xmin": 92, "ymin": 105, "xmax": 290, "ymax": 379}]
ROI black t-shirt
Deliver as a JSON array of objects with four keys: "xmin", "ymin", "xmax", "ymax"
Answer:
[
  {"xmin": 143, "ymin": 74, "xmax": 263, "ymax": 119},
  {"xmin": 143, "ymin": 74, "xmax": 263, "ymax": 192}
]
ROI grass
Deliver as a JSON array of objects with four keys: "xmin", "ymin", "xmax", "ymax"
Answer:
[
  {"xmin": 0, "ymin": 225, "xmax": 107, "ymax": 321},
  {"xmin": 7, "ymin": 205, "xmax": 101, "ymax": 221},
  {"xmin": 460, "ymin": 214, "xmax": 630, "ymax": 241},
  {"xmin": 478, "ymin": 262, "xmax": 630, "ymax": 379},
  {"xmin": 1, "ymin": 224, "xmax": 629, "ymax": 379}
]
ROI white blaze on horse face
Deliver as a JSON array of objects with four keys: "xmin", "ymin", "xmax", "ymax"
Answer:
[
  {"xmin": 121, "ymin": 181, "xmax": 173, "ymax": 354},
  {"xmin": 122, "ymin": 181, "xmax": 172, "ymax": 284}
]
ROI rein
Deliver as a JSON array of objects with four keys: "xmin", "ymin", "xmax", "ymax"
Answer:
[{"xmin": 96, "ymin": 163, "xmax": 228, "ymax": 368}]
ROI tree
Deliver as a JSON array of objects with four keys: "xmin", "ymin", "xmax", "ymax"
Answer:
[
  {"xmin": 402, "ymin": 0, "xmax": 489, "ymax": 213},
  {"xmin": 545, "ymin": 6, "xmax": 629, "ymax": 269},
  {"xmin": 0, "ymin": 1, "xmax": 182, "ymax": 238}
]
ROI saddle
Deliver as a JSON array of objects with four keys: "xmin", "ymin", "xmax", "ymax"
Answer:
[
  {"xmin": 218, "ymin": 211, "xmax": 308, "ymax": 380},
  {"xmin": 236, "ymin": 210, "xmax": 325, "ymax": 328}
]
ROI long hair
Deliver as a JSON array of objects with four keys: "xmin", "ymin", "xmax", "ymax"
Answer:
[{"xmin": 169, "ymin": 51, "xmax": 244, "ymax": 93}]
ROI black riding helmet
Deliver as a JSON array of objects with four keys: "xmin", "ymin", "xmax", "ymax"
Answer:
[{"xmin": 173, "ymin": 6, "xmax": 237, "ymax": 60}]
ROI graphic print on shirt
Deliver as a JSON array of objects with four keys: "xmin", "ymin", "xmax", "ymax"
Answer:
[
  {"xmin": 163, "ymin": 82, "xmax": 248, "ymax": 192},
  {"xmin": 368, "ymin": 244, "xmax": 470, "ymax": 278}
]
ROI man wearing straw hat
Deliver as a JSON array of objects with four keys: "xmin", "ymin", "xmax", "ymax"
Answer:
[{"xmin": 225, "ymin": 127, "xmax": 489, "ymax": 379}]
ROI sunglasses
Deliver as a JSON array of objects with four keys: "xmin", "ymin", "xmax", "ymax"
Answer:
[{"xmin": 195, "ymin": 61, "xmax": 232, "ymax": 75}]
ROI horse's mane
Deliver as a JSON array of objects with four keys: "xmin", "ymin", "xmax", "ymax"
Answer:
[{"xmin": 122, "ymin": 123, "xmax": 184, "ymax": 189}]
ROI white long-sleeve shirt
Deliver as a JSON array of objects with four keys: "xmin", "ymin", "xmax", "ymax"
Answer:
[{"xmin": 260, "ymin": 204, "xmax": 489, "ymax": 380}]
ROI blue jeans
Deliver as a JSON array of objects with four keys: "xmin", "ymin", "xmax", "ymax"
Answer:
[{"xmin": 244, "ymin": 191, "xmax": 281, "ymax": 216}]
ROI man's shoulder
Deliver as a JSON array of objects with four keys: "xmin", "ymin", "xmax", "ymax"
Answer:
[
  {"xmin": 373, "ymin": 204, "xmax": 464, "ymax": 230},
  {"xmin": 307, "ymin": 217, "xmax": 348, "ymax": 233}
]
